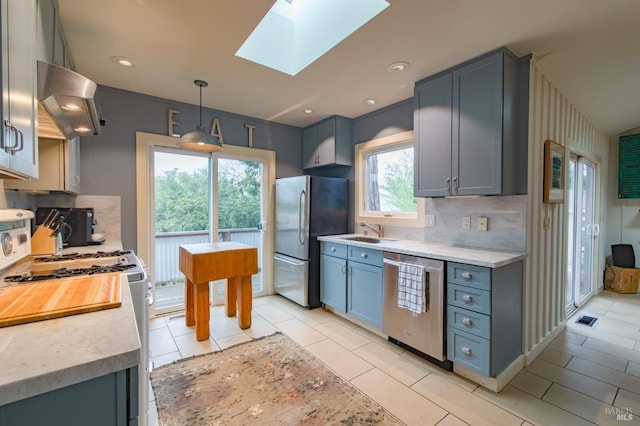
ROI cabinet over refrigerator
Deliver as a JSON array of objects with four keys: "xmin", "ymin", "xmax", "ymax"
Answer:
[{"xmin": 274, "ymin": 176, "xmax": 348, "ymax": 308}]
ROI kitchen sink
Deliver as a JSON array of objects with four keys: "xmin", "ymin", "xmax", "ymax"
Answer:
[{"xmin": 342, "ymin": 236, "xmax": 395, "ymax": 244}]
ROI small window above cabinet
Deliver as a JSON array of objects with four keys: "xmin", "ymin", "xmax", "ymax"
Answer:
[
  {"xmin": 5, "ymin": 136, "xmax": 80, "ymax": 194},
  {"xmin": 302, "ymin": 115, "xmax": 352, "ymax": 170}
]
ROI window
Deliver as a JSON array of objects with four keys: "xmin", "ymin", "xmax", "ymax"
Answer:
[{"xmin": 355, "ymin": 131, "xmax": 424, "ymax": 227}]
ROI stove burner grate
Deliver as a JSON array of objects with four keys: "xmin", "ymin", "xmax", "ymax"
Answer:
[
  {"xmin": 34, "ymin": 250, "xmax": 133, "ymax": 263},
  {"xmin": 4, "ymin": 263, "xmax": 137, "ymax": 283}
]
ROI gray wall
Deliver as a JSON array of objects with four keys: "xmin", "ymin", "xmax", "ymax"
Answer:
[
  {"xmin": 56, "ymin": 85, "xmax": 413, "ymax": 250},
  {"xmin": 353, "ymin": 99, "xmax": 413, "ymax": 144},
  {"xmin": 305, "ymin": 98, "xmax": 414, "ymax": 233},
  {"xmin": 80, "ymin": 86, "xmax": 303, "ymax": 251}
]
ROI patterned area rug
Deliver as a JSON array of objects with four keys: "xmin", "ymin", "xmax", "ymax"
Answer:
[{"xmin": 150, "ymin": 333, "xmax": 402, "ymax": 425}]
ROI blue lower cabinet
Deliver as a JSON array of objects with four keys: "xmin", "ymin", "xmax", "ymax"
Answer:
[
  {"xmin": 446, "ymin": 260, "xmax": 523, "ymax": 378},
  {"xmin": 447, "ymin": 328, "xmax": 490, "ymax": 376},
  {"xmin": 0, "ymin": 367, "xmax": 138, "ymax": 426},
  {"xmin": 348, "ymin": 261, "xmax": 383, "ymax": 328},
  {"xmin": 320, "ymin": 254, "xmax": 347, "ymax": 313},
  {"xmin": 320, "ymin": 242, "xmax": 383, "ymax": 328}
]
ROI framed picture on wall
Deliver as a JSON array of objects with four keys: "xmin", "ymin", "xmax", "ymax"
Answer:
[{"xmin": 543, "ymin": 139, "xmax": 565, "ymax": 203}]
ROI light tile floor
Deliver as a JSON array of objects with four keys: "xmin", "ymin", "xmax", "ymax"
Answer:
[{"xmin": 148, "ymin": 291, "xmax": 640, "ymax": 425}]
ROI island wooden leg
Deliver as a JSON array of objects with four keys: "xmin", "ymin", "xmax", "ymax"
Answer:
[
  {"xmin": 237, "ymin": 275, "xmax": 252, "ymax": 329},
  {"xmin": 185, "ymin": 277, "xmax": 195, "ymax": 326},
  {"xmin": 194, "ymin": 282, "xmax": 210, "ymax": 341},
  {"xmin": 225, "ymin": 278, "xmax": 237, "ymax": 317}
]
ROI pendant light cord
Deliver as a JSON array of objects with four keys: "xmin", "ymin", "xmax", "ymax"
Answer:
[{"xmin": 199, "ymin": 85, "xmax": 203, "ymax": 127}]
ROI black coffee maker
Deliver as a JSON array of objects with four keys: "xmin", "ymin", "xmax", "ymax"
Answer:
[{"xmin": 36, "ymin": 208, "xmax": 95, "ymax": 247}]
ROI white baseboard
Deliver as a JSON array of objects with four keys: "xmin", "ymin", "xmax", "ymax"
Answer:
[
  {"xmin": 453, "ymin": 355, "xmax": 524, "ymax": 392},
  {"xmin": 524, "ymin": 322, "xmax": 567, "ymax": 366}
]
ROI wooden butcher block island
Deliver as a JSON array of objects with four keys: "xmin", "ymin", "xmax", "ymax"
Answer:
[
  {"xmin": 179, "ymin": 242, "xmax": 258, "ymax": 341},
  {"xmin": 0, "ymin": 274, "xmax": 122, "ymax": 327}
]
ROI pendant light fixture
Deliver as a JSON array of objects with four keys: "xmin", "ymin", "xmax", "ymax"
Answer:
[{"xmin": 177, "ymin": 80, "xmax": 223, "ymax": 152}]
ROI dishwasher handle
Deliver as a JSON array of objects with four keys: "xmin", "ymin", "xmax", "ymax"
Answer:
[{"xmin": 383, "ymin": 256, "xmax": 444, "ymax": 274}]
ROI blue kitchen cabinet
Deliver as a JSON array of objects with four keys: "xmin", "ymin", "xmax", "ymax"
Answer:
[
  {"xmin": 414, "ymin": 47, "xmax": 524, "ymax": 197},
  {"xmin": 347, "ymin": 246, "xmax": 383, "ymax": 328},
  {"xmin": 0, "ymin": 367, "xmax": 138, "ymax": 426},
  {"xmin": 0, "ymin": 0, "xmax": 38, "ymax": 179},
  {"xmin": 302, "ymin": 115, "xmax": 352, "ymax": 170},
  {"xmin": 446, "ymin": 261, "xmax": 523, "ymax": 377},
  {"xmin": 320, "ymin": 242, "xmax": 383, "ymax": 328},
  {"xmin": 320, "ymin": 243, "xmax": 348, "ymax": 313}
]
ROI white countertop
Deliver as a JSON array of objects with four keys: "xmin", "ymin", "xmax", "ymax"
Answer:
[
  {"xmin": 62, "ymin": 239, "xmax": 124, "ymax": 254},
  {"xmin": 318, "ymin": 234, "xmax": 526, "ymax": 268},
  {"xmin": 0, "ymin": 240, "xmax": 140, "ymax": 406}
]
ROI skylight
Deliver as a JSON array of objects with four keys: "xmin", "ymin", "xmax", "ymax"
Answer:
[{"xmin": 236, "ymin": 0, "xmax": 390, "ymax": 76}]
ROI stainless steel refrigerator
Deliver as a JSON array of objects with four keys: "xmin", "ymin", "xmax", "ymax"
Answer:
[{"xmin": 274, "ymin": 175, "xmax": 348, "ymax": 308}]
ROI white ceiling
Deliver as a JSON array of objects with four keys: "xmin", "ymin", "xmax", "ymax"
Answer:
[{"xmin": 57, "ymin": 0, "xmax": 640, "ymax": 137}]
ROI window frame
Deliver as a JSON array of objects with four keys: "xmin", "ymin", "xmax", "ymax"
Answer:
[{"xmin": 354, "ymin": 130, "xmax": 424, "ymax": 228}]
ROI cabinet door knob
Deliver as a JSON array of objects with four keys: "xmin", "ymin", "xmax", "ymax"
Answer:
[
  {"xmin": 461, "ymin": 272, "xmax": 473, "ymax": 280},
  {"xmin": 330, "ymin": 247, "xmax": 336, "ymax": 252},
  {"xmin": 453, "ymin": 176, "xmax": 458, "ymax": 190},
  {"xmin": 446, "ymin": 177, "xmax": 451, "ymax": 190},
  {"xmin": 462, "ymin": 294, "xmax": 474, "ymax": 303},
  {"xmin": 361, "ymin": 252, "xmax": 368, "ymax": 258},
  {"xmin": 461, "ymin": 346, "xmax": 473, "ymax": 356},
  {"xmin": 462, "ymin": 318, "xmax": 473, "ymax": 326}
]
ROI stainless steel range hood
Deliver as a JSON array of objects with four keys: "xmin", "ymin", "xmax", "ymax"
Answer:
[{"xmin": 37, "ymin": 61, "xmax": 101, "ymax": 140}]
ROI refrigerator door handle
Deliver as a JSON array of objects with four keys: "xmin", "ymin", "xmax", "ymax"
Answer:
[
  {"xmin": 275, "ymin": 254, "xmax": 305, "ymax": 266},
  {"xmin": 298, "ymin": 189, "xmax": 306, "ymax": 245}
]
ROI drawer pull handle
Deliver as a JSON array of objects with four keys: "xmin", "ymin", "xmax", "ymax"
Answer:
[
  {"xmin": 461, "ymin": 346, "xmax": 473, "ymax": 356},
  {"xmin": 361, "ymin": 253, "xmax": 368, "ymax": 258},
  {"xmin": 461, "ymin": 272, "xmax": 473, "ymax": 280},
  {"xmin": 462, "ymin": 294, "xmax": 474, "ymax": 303},
  {"xmin": 462, "ymin": 318, "xmax": 473, "ymax": 326},
  {"xmin": 331, "ymin": 247, "xmax": 336, "ymax": 252}
]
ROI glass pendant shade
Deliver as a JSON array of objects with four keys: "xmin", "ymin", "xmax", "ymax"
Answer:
[{"xmin": 177, "ymin": 80, "xmax": 223, "ymax": 152}]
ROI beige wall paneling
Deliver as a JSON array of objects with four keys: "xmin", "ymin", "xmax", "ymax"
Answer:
[{"xmin": 524, "ymin": 60, "xmax": 609, "ymax": 362}]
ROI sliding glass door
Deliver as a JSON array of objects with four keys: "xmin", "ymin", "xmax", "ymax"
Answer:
[
  {"xmin": 143, "ymin": 138, "xmax": 273, "ymax": 316},
  {"xmin": 152, "ymin": 148, "xmax": 211, "ymax": 313},
  {"xmin": 566, "ymin": 155, "xmax": 598, "ymax": 317}
]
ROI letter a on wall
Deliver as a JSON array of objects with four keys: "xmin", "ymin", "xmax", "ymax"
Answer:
[{"xmin": 211, "ymin": 118, "xmax": 224, "ymax": 144}]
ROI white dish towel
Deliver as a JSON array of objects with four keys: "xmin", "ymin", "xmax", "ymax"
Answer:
[{"xmin": 397, "ymin": 262, "xmax": 426, "ymax": 314}]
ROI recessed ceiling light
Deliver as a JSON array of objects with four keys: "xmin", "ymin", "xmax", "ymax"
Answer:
[
  {"xmin": 111, "ymin": 56, "xmax": 135, "ymax": 68},
  {"xmin": 303, "ymin": 109, "xmax": 313, "ymax": 114},
  {"xmin": 387, "ymin": 61, "xmax": 410, "ymax": 73},
  {"xmin": 363, "ymin": 98, "xmax": 378, "ymax": 105}
]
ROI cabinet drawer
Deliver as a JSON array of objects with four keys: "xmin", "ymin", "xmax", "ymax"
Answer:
[
  {"xmin": 448, "ymin": 262, "xmax": 491, "ymax": 291},
  {"xmin": 447, "ymin": 328, "xmax": 490, "ymax": 376},
  {"xmin": 321, "ymin": 242, "xmax": 347, "ymax": 258},
  {"xmin": 348, "ymin": 246, "xmax": 382, "ymax": 267},
  {"xmin": 448, "ymin": 305, "xmax": 490, "ymax": 339},
  {"xmin": 447, "ymin": 284, "xmax": 491, "ymax": 315}
]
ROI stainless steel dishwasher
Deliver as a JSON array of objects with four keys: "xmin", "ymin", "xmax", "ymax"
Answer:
[{"xmin": 383, "ymin": 252, "xmax": 451, "ymax": 370}]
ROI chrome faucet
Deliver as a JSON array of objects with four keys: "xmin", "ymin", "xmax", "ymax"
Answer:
[{"xmin": 360, "ymin": 221, "xmax": 384, "ymax": 237}]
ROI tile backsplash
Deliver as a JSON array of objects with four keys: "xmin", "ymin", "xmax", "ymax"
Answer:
[
  {"xmin": 2, "ymin": 184, "xmax": 122, "ymax": 243},
  {"xmin": 423, "ymin": 195, "xmax": 526, "ymax": 252}
]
